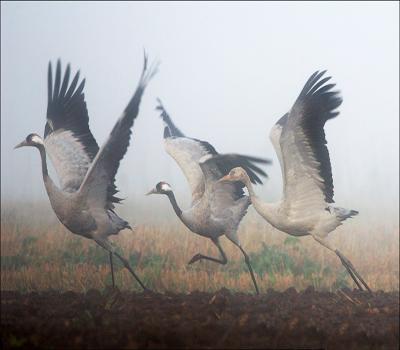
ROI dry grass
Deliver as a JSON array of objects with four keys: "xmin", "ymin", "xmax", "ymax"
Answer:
[{"xmin": 1, "ymin": 201, "xmax": 399, "ymax": 293}]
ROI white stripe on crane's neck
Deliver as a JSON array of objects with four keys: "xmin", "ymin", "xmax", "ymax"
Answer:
[
  {"xmin": 161, "ymin": 183, "xmax": 172, "ymax": 192},
  {"xmin": 32, "ymin": 135, "xmax": 44, "ymax": 145}
]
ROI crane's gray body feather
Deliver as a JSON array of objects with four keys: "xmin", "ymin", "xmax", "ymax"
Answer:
[
  {"xmin": 256, "ymin": 70, "xmax": 354, "ymax": 238},
  {"xmin": 158, "ymin": 102, "xmax": 269, "ymax": 243},
  {"xmin": 153, "ymin": 101, "xmax": 269, "ymax": 294},
  {"xmin": 233, "ymin": 71, "xmax": 370, "ymax": 292},
  {"xmin": 16, "ymin": 57, "xmax": 158, "ymax": 291},
  {"xmin": 180, "ymin": 186, "xmax": 251, "ymax": 240},
  {"xmin": 38, "ymin": 58, "xmax": 156, "ymax": 240}
]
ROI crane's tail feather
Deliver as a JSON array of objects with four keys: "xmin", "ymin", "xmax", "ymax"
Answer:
[
  {"xmin": 107, "ymin": 210, "xmax": 133, "ymax": 234},
  {"xmin": 330, "ymin": 206, "xmax": 359, "ymax": 222}
]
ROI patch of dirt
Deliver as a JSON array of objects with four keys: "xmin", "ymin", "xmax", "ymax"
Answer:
[{"xmin": 1, "ymin": 288, "xmax": 398, "ymax": 349}]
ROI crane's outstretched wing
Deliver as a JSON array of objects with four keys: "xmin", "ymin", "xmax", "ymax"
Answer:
[
  {"xmin": 156, "ymin": 100, "xmax": 217, "ymax": 203},
  {"xmin": 199, "ymin": 153, "xmax": 270, "ymax": 203},
  {"xmin": 157, "ymin": 100, "xmax": 270, "ymax": 204},
  {"xmin": 200, "ymin": 154, "xmax": 269, "ymax": 187},
  {"xmin": 44, "ymin": 60, "xmax": 120, "ymax": 207},
  {"xmin": 78, "ymin": 55, "xmax": 158, "ymax": 210},
  {"xmin": 44, "ymin": 60, "xmax": 97, "ymax": 192},
  {"xmin": 278, "ymin": 70, "xmax": 342, "ymax": 216},
  {"xmin": 269, "ymin": 113, "xmax": 288, "ymax": 182}
]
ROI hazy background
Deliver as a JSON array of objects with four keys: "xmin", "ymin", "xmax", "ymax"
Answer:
[{"xmin": 1, "ymin": 1, "xmax": 399, "ymax": 228}]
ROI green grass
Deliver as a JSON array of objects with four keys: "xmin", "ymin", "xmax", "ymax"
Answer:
[
  {"xmin": 2, "ymin": 233, "xmax": 352, "ymax": 291},
  {"xmin": 1, "ymin": 202, "xmax": 398, "ymax": 293}
]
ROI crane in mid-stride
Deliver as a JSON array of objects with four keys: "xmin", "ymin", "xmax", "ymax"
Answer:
[
  {"xmin": 219, "ymin": 71, "xmax": 371, "ymax": 292},
  {"xmin": 15, "ymin": 55, "xmax": 158, "ymax": 290},
  {"xmin": 147, "ymin": 100, "xmax": 270, "ymax": 294}
]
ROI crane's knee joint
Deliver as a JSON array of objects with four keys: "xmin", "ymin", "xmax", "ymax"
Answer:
[{"xmin": 188, "ymin": 254, "xmax": 202, "ymax": 265}]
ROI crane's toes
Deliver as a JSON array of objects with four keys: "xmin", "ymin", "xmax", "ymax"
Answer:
[
  {"xmin": 142, "ymin": 287, "xmax": 157, "ymax": 296},
  {"xmin": 188, "ymin": 254, "xmax": 203, "ymax": 265},
  {"xmin": 104, "ymin": 285, "xmax": 121, "ymax": 295}
]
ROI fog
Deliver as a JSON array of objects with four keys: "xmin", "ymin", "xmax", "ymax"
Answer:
[{"xmin": 1, "ymin": 2, "xmax": 398, "ymax": 226}]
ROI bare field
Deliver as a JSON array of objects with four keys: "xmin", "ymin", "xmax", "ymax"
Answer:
[
  {"xmin": 1, "ymin": 288, "xmax": 399, "ymax": 349},
  {"xmin": 1, "ymin": 202, "xmax": 399, "ymax": 349},
  {"xmin": 1, "ymin": 201, "xmax": 398, "ymax": 293}
]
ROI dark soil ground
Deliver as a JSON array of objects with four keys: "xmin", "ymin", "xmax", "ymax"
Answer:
[{"xmin": 1, "ymin": 287, "xmax": 398, "ymax": 349}]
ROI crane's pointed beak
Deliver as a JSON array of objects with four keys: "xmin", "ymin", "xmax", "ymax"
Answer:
[
  {"xmin": 218, "ymin": 175, "xmax": 232, "ymax": 183},
  {"xmin": 14, "ymin": 140, "xmax": 28, "ymax": 149},
  {"xmin": 146, "ymin": 188, "xmax": 157, "ymax": 196}
]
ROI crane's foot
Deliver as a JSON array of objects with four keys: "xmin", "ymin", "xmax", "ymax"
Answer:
[
  {"xmin": 103, "ymin": 285, "xmax": 121, "ymax": 300},
  {"xmin": 142, "ymin": 288, "xmax": 157, "ymax": 296},
  {"xmin": 336, "ymin": 250, "xmax": 372, "ymax": 294}
]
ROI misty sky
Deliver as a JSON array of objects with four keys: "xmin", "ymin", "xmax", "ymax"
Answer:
[{"xmin": 1, "ymin": 2, "xmax": 399, "ymax": 226}]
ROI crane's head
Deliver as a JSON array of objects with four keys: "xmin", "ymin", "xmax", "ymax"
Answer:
[
  {"xmin": 146, "ymin": 181, "xmax": 173, "ymax": 196},
  {"xmin": 218, "ymin": 167, "xmax": 249, "ymax": 183},
  {"xmin": 14, "ymin": 133, "xmax": 44, "ymax": 149}
]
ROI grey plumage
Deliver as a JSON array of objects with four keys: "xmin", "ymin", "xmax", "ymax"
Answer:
[
  {"xmin": 221, "ymin": 71, "xmax": 371, "ymax": 293},
  {"xmin": 15, "ymin": 55, "xmax": 158, "ymax": 290},
  {"xmin": 287, "ymin": 70, "xmax": 342, "ymax": 203},
  {"xmin": 147, "ymin": 100, "xmax": 271, "ymax": 294}
]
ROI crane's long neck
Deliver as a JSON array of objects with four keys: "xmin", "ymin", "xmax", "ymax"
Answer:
[
  {"xmin": 240, "ymin": 173, "xmax": 258, "ymax": 200},
  {"xmin": 38, "ymin": 144, "xmax": 48, "ymax": 178},
  {"xmin": 166, "ymin": 191, "xmax": 182, "ymax": 218},
  {"xmin": 37, "ymin": 144, "xmax": 58, "ymax": 195},
  {"xmin": 240, "ymin": 174, "xmax": 279, "ymax": 225}
]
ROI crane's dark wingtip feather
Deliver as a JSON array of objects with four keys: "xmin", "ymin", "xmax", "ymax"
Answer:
[
  {"xmin": 102, "ymin": 54, "xmax": 158, "ymax": 210},
  {"xmin": 155, "ymin": 98, "xmax": 164, "ymax": 112},
  {"xmin": 143, "ymin": 50, "xmax": 148, "ymax": 70},
  {"xmin": 59, "ymin": 64, "xmax": 71, "ymax": 98},
  {"xmin": 206, "ymin": 153, "xmax": 270, "ymax": 186},
  {"xmin": 45, "ymin": 60, "xmax": 99, "ymax": 172},
  {"xmin": 276, "ymin": 113, "xmax": 289, "ymax": 127},
  {"xmin": 241, "ymin": 155, "xmax": 272, "ymax": 165},
  {"xmin": 47, "ymin": 62, "xmax": 53, "ymax": 104},
  {"xmin": 53, "ymin": 61, "xmax": 62, "ymax": 100},
  {"xmin": 137, "ymin": 55, "xmax": 159, "ymax": 90},
  {"xmin": 156, "ymin": 100, "xmax": 185, "ymax": 138},
  {"xmin": 292, "ymin": 70, "xmax": 344, "ymax": 203}
]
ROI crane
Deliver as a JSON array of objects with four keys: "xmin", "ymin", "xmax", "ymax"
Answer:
[
  {"xmin": 14, "ymin": 55, "xmax": 158, "ymax": 290},
  {"xmin": 146, "ymin": 100, "xmax": 270, "ymax": 294},
  {"xmin": 219, "ymin": 71, "xmax": 371, "ymax": 292}
]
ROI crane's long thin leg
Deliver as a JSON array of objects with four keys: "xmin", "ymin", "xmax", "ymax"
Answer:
[
  {"xmin": 226, "ymin": 237, "xmax": 259, "ymax": 295},
  {"xmin": 188, "ymin": 237, "xmax": 227, "ymax": 265},
  {"xmin": 336, "ymin": 252, "xmax": 365, "ymax": 291},
  {"xmin": 312, "ymin": 235, "xmax": 371, "ymax": 293},
  {"xmin": 313, "ymin": 235, "xmax": 364, "ymax": 291},
  {"xmin": 338, "ymin": 255, "xmax": 363, "ymax": 290},
  {"xmin": 113, "ymin": 251, "xmax": 148, "ymax": 291},
  {"xmin": 335, "ymin": 250, "xmax": 371, "ymax": 293},
  {"xmin": 95, "ymin": 238, "xmax": 148, "ymax": 291},
  {"xmin": 109, "ymin": 252, "xmax": 115, "ymax": 288}
]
